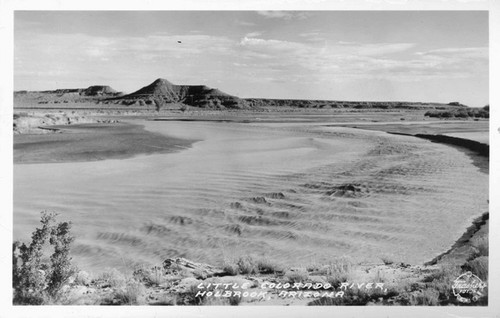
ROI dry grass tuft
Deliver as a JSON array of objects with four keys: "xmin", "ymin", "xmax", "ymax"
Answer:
[
  {"xmin": 284, "ymin": 268, "xmax": 309, "ymax": 284},
  {"xmin": 112, "ymin": 279, "xmax": 146, "ymax": 305},
  {"xmin": 222, "ymin": 256, "xmax": 284, "ymax": 275},
  {"xmin": 236, "ymin": 256, "xmax": 259, "ymax": 275},
  {"xmin": 422, "ymin": 265, "xmax": 462, "ymax": 304},
  {"xmin": 324, "ymin": 256, "xmax": 353, "ymax": 287},
  {"xmin": 133, "ymin": 265, "xmax": 170, "ymax": 287},
  {"xmin": 222, "ymin": 261, "xmax": 240, "ymax": 276},
  {"xmin": 463, "ymin": 256, "xmax": 488, "ymax": 281},
  {"xmin": 98, "ymin": 268, "xmax": 127, "ymax": 288},
  {"xmin": 408, "ymin": 289, "xmax": 440, "ymax": 305},
  {"xmin": 256, "ymin": 258, "xmax": 285, "ymax": 274},
  {"xmin": 472, "ymin": 236, "xmax": 489, "ymax": 257}
]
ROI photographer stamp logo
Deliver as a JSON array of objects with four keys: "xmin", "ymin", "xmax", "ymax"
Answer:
[{"xmin": 452, "ymin": 271, "xmax": 487, "ymax": 303}]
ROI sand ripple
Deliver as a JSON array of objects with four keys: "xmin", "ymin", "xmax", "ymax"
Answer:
[{"xmin": 13, "ymin": 120, "xmax": 488, "ymax": 272}]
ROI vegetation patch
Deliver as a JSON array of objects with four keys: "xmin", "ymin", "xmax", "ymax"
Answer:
[
  {"xmin": 424, "ymin": 106, "xmax": 489, "ymax": 119},
  {"xmin": 13, "ymin": 211, "xmax": 76, "ymax": 305}
]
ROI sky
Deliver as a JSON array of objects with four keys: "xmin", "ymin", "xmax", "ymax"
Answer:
[{"xmin": 14, "ymin": 11, "xmax": 489, "ymax": 106}]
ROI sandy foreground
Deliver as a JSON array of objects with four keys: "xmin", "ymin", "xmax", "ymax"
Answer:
[{"xmin": 13, "ymin": 114, "xmax": 489, "ymax": 274}]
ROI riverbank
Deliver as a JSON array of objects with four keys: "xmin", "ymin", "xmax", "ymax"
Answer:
[{"xmin": 16, "ymin": 209, "xmax": 488, "ymax": 306}]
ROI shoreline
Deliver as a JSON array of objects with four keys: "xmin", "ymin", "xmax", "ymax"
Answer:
[
  {"xmin": 426, "ymin": 211, "xmax": 489, "ymax": 266},
  {"xmin": 386, "ymin": 131, "xmax": 489, "ymax": 266},
  {"xmin": 388, "ymin": 132, "xmax": 489, "ymax": 157},
  {"xmin": 387, "ymin": 132, "xmax": 489, "ymax": 175}
]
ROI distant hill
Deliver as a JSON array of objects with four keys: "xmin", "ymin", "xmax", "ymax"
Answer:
[
  {"xmin": 13, "ymin": 85, "xmax": 123, "ymax": 107},
  {"xmin": 113, "ymin": 78, "xmax": 245, "ymax": 109},
  {"xmin": 14, "ymin": 85, "xmax": 121, "ymax": 97},
  {"xmin": 83, "ymin": 85, "xmax": 120, "ymax": 96},
  {"xmin": 244, "ymin": 98, "xmax": 456, "ymax": 110},
  {"xmin": 14, "ymin": 79, "xmax": 477, "ymax": 112}
]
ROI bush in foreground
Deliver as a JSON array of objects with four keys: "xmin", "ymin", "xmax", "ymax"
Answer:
[{"xmin": 13, "ymin": 211, "xmax": 76, "ymax": 305}]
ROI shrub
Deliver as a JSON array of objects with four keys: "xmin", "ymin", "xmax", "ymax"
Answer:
[
  {"xmin": 463, "ymin": 256, "xmax": 488, "ymax": 281},
  {"xmin": 408, "ymin": 289, "xmax": 440, "ymax": 305},
  {"xmin": 222, "ymin": 261, "xmax": 239, "ymax": 276},
  {"xmin": 180, "ymin": 283, "xmax": 206, "ymax": 305},
  {"xmin": 222, "ymin": 256, "xmax": 259, "ymax": 275},
  {"xmin": 256, "ymin": 258, "xmax": 285, "ymax": 274},
  {"xmin": 112, "ymin": 279, "xmax": 146, "ymax": 305},
  {"xmin": 228, "ymin": 293, "xmax": 242, "ymax": 306},
  {"xmin": 284, "ymin": 269, "xmax": 309, "ymax": 284},
  {"xmin": 223, "ymin": 256, "xmax": 284, "ymax": 276},
  {"xmin": 422, "ymin": 265, "xmax": 462, "ymax": 304},
  {"xmin": 324, "ymin": 257, "xmax": 353, "ymax": 287},
  {"xmin": 98, "ymin": 268, "xmax": 127, "ymax": 288},
  {"xmin": 133, "ymin": 265, "xmax": 169, "ymax": 287},
  {"xmin": 425, "ymin": 107, "xmax": 489, "ymax": 119},
  {"xmin": 236, "ymin": 256, "xmax": 258, "ymax": 274},
  {"xmin": 472, "ymin": 236, "xmax": 489, "ymax": 257},
  {"xmin": 13, "ymin": 211, "xmax": 76, "ymax": 305}
]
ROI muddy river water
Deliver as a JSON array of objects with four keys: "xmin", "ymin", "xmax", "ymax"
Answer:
[{"xmin": 14, "ymin": 120, "xmax": 488, "ymax": 272}]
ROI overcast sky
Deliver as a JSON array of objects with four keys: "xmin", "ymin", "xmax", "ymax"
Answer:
[{"xmin": 14, "ymin": 11, "xmax": 488, "ymax": 106}]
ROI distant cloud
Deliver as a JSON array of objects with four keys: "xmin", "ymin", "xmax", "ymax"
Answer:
[
  {"xmin": 353, "ymin": 43, "xmax": 417, "ymax": 56},
  {"xmin": 245, "ymin": 32, "xmax": 262, "ymax": 38},
  {"xmin": 142, "ymin": 34, "xmax": 236, "ymax": 58},
  {"xmin": 298, "ymin": 32, "xmax": 325, "ymax": 42},
  {"xmin": 257, "ymin": 11, "xmax": 310, "ymax": 20},
  {"xmin": 239, "ymin": 37, "xmax": 302, "ymax": 52},
  {"xmin": 333, "ymin": 41, "xmax": 416, "ymax": 56},
  {"xmin": 235, "ymin": 35, "xmax": 487, "ymax": 83},
  {"xmin": 238, "ymin": 37, "xmax": 415, "ymax": 61},
  {"xmin": 298, "ymin": 32, "xmax": 320, "ymax": 37},
  {"xmin": 17, "ymin": 32, "xmax": 237, "ymax": 63},
  {"xmin": 15, "ymin": 28, "xmax": 488, "ymax": 94},
  {"xmin": 337, "ymin": 41, "xmax": 357, "ymax": 45},
  {"xmin": 14, "ymin": 32, "xmax": 240, "ymax": 88},
  {"xmin": 16, "ymin": 69, "xmax": 69, "ymax": 77},
  {"xmin": 416, "ymin": 47, "xmax": 488, "ymax": 59},
  {"xmin": 236, "ymin": 20, "xmax": 256, "ymax": 26}
]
